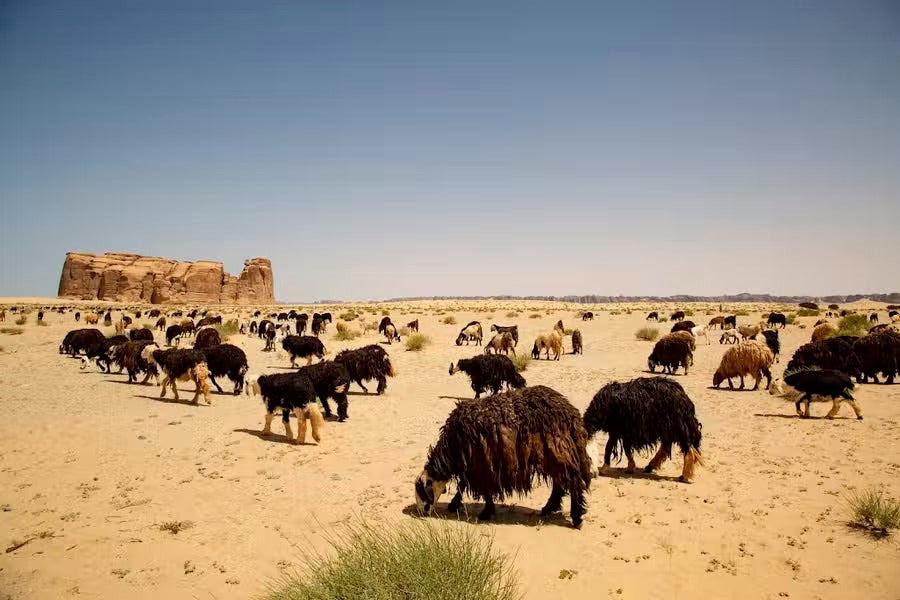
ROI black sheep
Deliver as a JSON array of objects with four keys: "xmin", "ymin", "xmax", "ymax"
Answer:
[
  {"xmin": 263, "ymin": 326, "xmax": 277, "ymax": 351},
  {"xmin": 129, "ymin": 328, "xmax": 154, "ymax": 342},
  {"xmin": 583, "ymin": 377, "xmax": 703, "ymax": 482},
  {"xmin": 166, "ymin": 324, "xmax": 184, "ymax": 346},
  {"xmin": 282, "ymin": 335, "xmax": 326, "ymax": 367},
  {"xmin": 74, "ymin": 311, "xmax": 81, "ymax": 322},
  {"xmin": 582, "ymin": 312, "xmax": 594, "ymax": 321},
  {"xmin": 81, "ymin": 335, "xmax": 128, "ymax": 372},
  {"xmin": 109, "ymin": 340, "xmax": 159, "ymax": 383},
  {"xmin": 257, "ymin": 319, "xmax": 274, "ymax": 339},
  {"xmin": 646, "ymin": 312, "xmax": 658, "ymax": 321},
  {"xmin": 787, "ymin": 336, "xmax": 859, "ymax": 376},
  {"xmin": 761, "ymin": 329, "xmax": 781, "ymax": 362},
  {"xmin": 670, "ymin": 320, "xmax": 696, "ymax": 334},
  {"xmin": 449, "ymin": 354, "xmax": 526, "ymax": 399},
  {"xmin": 489, "ymin": 324, "xmax": 519, "ymax": 345},
  {"xmin": 767, "ymin": 312, "xmax": 787, "ymax": 328},
  {"xmin": 147, "ymin": 348, "xmax": 211, "ymax": 404},
  {"xmin": 296, "ymin": 361, "xmax": 351, "ymax": 421},
  {"xmin": 670, "ymin": 311, "xmax": 685, "ymax": 322},
  {"xmin": 60, "ymin": 329, "xmax": 105, "ymax": 357},
  {"xmin": 647, "ymin": 334, "xmax": 693, "ymax": 375},
  {"xmin": 155, "ymin": 317, "xmax": 167, "ymax": 331},
  {"xmin": 378, "ymin": 316, "xmax": 393, "ymax": 335},
  {"xmin": 149, "ymin": 309, "xmax": 161, "ymax": 318},
  {"xmin": 311, "ymin": 317, "xmax": 325, "ymax": 337},
  {"xmin": 334, "ymin": 344, "xmax": 396, "ymax": 394},
  {"xmin": 247, "ymin": 372, "xmax": 324, "ymax": 444},
  {"xmin": 295, "ymin": 315, "xmax": 308, "ymax": 336},
  {"xmin": 724, "ymin": 315, "xmax": 737, "ymax": 329},
  {"xmin": 572, "ymin": 329, "xmax": 584, "ymax": 355},
  {"xmin": 193, "ymin": 328, "xmax": 222, "ymax": 350},
  {"xmin": 199, "ymin": 343, "xmax": 248, "ymax": 394},
  {"xmin": 197, "ymin": 315, "xmax": 222, "ymax": 328},
  {"xmin": 770, "ymin": 369, "xmax": 861, "ymax": 419},
  {"xmin": 406, "ymin": 319, "xmax": 419, "ymax": 332},
  {"xmin": 851, "ymin": 330, "xmax": 900, "ymax": 384}
]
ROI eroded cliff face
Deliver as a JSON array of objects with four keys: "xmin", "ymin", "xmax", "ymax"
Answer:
[{"xmin": 57, "ymin": 252, "xmax": 274, "ymax": 304}]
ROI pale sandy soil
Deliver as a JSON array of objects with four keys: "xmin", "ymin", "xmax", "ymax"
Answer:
[{"xmin": 1, "ymin": 299, "xmax": 898, "ymax": 600}]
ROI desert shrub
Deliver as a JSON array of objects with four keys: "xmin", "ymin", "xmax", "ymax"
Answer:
[
  {"xmin": 563, "ymin": 328, "xmax": 574, "ymax": 336},
  {"xmin": 442, "ymin": 315, "xmax": 457, "ymax": 325},
  {"xmin": 158, "ymin": 520, "xmax": 193, "ymax": 535},
  {"xmin": 799, "ymin": 302, "xmax": 819, "ymax": 310},
  {"xmin": 381, "ymin": 310, "xmax": 390, "ymax": 316},
  {"xmin": 14, "ymin": 316, "xmax": 26, "ymax": 326},
  {"xmin": 847, "ymin": 489, "xmax": 900, "ymax": 538},
  {"xmin": 635, "ymin": 327, "xmax": 659, "ymax": 342},
  {"xmin": 215, "ymin": 319, "xmax": 239, "ymax": 338},
  {"xmin": 0, "ymin": 327, "xmax": 24, "ymax": 336},
  {"xmin": 334, "ymin": 328, "xmax": 360, "ymax": 342},
  {"xmin": 405, "ymin": 333, "xmax": 429, "ymax": 352},
  {"xmin": 785, "ymin": 314, "xmax": 797, "ymax": 325},
  {"xmin": 143, "ymin": 324, "xmax": 154, "ymax": 331},
  {"xmin": 262, "ymin": 521, "xmax": 519, "ymax": 600},
  {"xmin": 837, "ymin": 314, "xmax": 869, "ymax": 337},
  {"xmin": 609, "ymin": 311, "xmax": 620, "ymax": 316},
  {"xmin": 828, "ymin": 304, "xmax": 840, "ymax": 310},
  {"xmin": 339, "ymin": 311, "xmax": 357, "ymax": 322},
  {"xmin": 361, "ymin": 320, "xmax": 379, "ymax": 334},
  {"xmin": 509, "ymin": 353, "xmax": 530, "ymax": 372},
  {"xmin": 658, "ymin": 317, "xmax": 669, "ymax": 323},
  {"xmin": 505, "ymin": 312, "xmax": 519, "ymax": 318},
  {"xmin": 36, "ymin": 317, "xmax": 48, "ymax": 326},
  {"xmin": 683, "ymin": 309, "xmax": 694, "ymax": 317},
  {"xmin": 734, "ymin": 310, "xmax": 750, "ymax": 317},
  {"xmin": 529, "ymin": 314, "xmax": 541, "ymax": 319},
  {"xmin": 797, "ymin": 309, "xmax": 820, "ymax": 317}
]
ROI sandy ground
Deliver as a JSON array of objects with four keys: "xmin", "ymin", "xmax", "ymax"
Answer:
[{"xmin": 1, "ymin": 299, "xmax": 899, "ymax": 600}]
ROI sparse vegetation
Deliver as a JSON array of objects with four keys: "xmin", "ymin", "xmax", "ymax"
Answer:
[
  {"xmin": 381, "ymin": 310, "xmax": 390, "ymax": 316},
  {"xmin": 847, "ymin": 489, "xmax": 900, "ymax": 537},
  {"xmin": 158, "ymin": 520, "xmax": 193, "ymax": 535},
  {"xmin": 215, "ymin": 319, "xmax": 239, "ymax": 340},
  {"xmin": 405, "ymin": 333, "xmax": 429, "ymax": 352},
  {"xmin": 683, "ymin": 309, "xmax": 694, "ymax": 317},
  {"xmin": 785, "ymin": 314, "xmax": 797, "ymax": 325},
  {"xmin": 505, "ymin": 312, "xmax": 519, "ymax": 318},
  {"xmin": 261, "ymin": 521, "xmax": 519, "ymax": 600},
  {"xmin": 658, "ymin": 317, "xmax": 669, "ymax": 323},
  {"xmin": 734, "ymin": 310, "xmax": 750, "ymax": 317},
  {"xmin": 828, "ymin": 304, "xmax": 840, "ymax": 310},
  {"xmin": 0, "ymin": 327, "xmax": 24, "ymax": 336},
  {"xmin": 36, "ymin": 317, "xmax": 48, "ymax": 326},
  {"xmin": 837, "ymin": 314, "xmax": 869, "ymax": 337},
  {"xmin": 339, "ymin": 311, "xmax": 357, "ymax": 322},
  {"xmin": 797, "ymin": 309, "xmax": 820, "ymax": 317},
  {"xmin": 635, "ymin": 327, "xmax": 659, "ymax": 342},
  {"xmin": 509, "ymin": 353, "xmax": 530, "ymax": 372},
  {"xmin": 442, "ymin": 316, "xmax": 457, "ymax": 325},
  {"xmin": 14, "ymin": 316, "xmax": 26, "ymax": 326},
  {"xmin": 529, "ymin": 313, "xmax": 541, "ymax": 319},
  {"xmin": 334, "ymin": 322, "xmax": 360, "ymax": 341}
]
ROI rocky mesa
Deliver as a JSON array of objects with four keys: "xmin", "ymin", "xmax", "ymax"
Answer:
[{"xmin": 58, "ymin": 252, "xmax": 274, "ymax": 304}]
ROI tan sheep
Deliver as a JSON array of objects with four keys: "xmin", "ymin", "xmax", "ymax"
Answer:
[
  {"xmin": 532, "ymin": 330, "xmax": 564, "ymax": 360},
  {"xmin": 484, "ymin": 332, "xmax": 516, "ymax": 356},
  {"xmin": 85, "ymin": 314, "xmax": 99, "ymax": 325},
  {"xmin": 738, "ymin": 322, "xmax": 764, "ymax": 340},
  {"xmin": 712, "ymin": 340, "xmax": 775, "ymax": 391},
  {"xmin": 811, "ymin": 322, "xmax": 838, "ymax": 342}
]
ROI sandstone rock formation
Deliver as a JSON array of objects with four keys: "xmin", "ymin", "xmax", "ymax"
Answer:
[{"xmin": 58, "ymin": 252, "xmax": 274, "ymax": 304}]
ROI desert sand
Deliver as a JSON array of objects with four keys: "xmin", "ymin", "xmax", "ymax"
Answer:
[{"xmin": 1, "ymin": 299, "xmax": 898, "ymax": 599}]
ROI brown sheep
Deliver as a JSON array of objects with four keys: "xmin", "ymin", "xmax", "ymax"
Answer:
[
  {"xmin": 484, "ymin": 332, "xmax": 516, "ymax": 356},
  {"xmin": 712, "ymin": 340, "xmax": 775, "ymax": 391},
  {"xmin": 532, "ymin": 330, "xmax": 564, "ymax": 361},
  {"xmin": 708, "ymin": 316, "xmax": 725, "ymax": 329}
]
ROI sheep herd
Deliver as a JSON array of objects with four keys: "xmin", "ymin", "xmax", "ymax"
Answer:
[{"xmin": 38, "ymin": 301, "xmax": 900, "ymax": 529}]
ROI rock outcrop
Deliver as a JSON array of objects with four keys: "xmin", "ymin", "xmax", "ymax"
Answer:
[{"xmin": 58, "ymin": 252, "xmax": 274, "ymax": 304}]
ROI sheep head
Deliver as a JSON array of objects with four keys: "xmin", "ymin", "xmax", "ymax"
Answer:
[{"xmin": 414, "ymin": 469, "xmax": 447, "ymax": 515}]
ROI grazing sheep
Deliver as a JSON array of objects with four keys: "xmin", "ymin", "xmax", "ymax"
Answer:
[
  {"xmin": 197, "ymin": 315, "xmax": 222, "ymax": 328},
  {"xmin": 583, "ymin": 377, "xmax": 702, "ymax": 482},
  {"xmin": 311, "ymin": 316, "xmax": 326, "ymax": 337},
  {"xmin": 155, "ymin": 317, "xmax": 167, "ymax": 331},
  {"xmin": 334, "ymin": 344, "xmax": 396, "ymax": 395},
  {"xmin": 671, "ymin": 311, "xmax": 685, "ymax": 322},
  {"xmin": 712, "ymin": 340, "xmax": 774, "ymax": 391},
  {"xmin": 770, "ymin": 369, "xmax": 861, "ymax": 419},
  {"xmin": 450, "ymin": 354, "xmax": 526, "ymax": 398},
  {"xmin": 708, "ymin": 316, "xmax": 725, "ymax": 329},
  {"xmin": 282, "ymin": 335, "xmax": 327, "ymax": 367},
  {"xmin": 647, "ymin": 312, "xmax": 659, "ymax": 321},
  {"xmin": 414, "ymin": 385, "xmax": 591, "ymax": 527},
  {"xmin": 670, "ymin": 330, "xmax": 696, "ymax": 351},
  {"xmin": 890, "ymin": 310, "xmax": 899, "ymax": 322},
  {"xmin": 263, "ymin": 326, "xmax": 277, "ymax": 352},
  {"xmin": 767, "ymin": 312, "xmax": 787, "ymax": 328},
  {"xmin": 787, "ymin": 336, "xmax": 859, "ymax": 376},
  {"xmin": 193, "ymin": 327, "xmax": 222, "ymax": 350},
  {"xmin": 851, "ymin": 330, "xmax": 900, "ymax": 384},
  {"xmin": 296, "ymin": 315, "xmax": 308, "ymax": 336},
  {"xmin": 314, "ymin": 312, "xmax": 333, "ymax": 330},
  {"xmin": 532, "ymin": 330, "xmax": 564, "ymax": 361},
  {"xmin": 406, "ymin": 319, "xmax": 419, "ymax": 332},
  {"xmin": 670, "ymin": 320, "xmax": 696, "ymax": 334},
  {"xmin": 489, "ymin": 324, "xmax": 519, "ymax": 345},
  {"xmin": 85, "ymin": 314, "xmax": 99, "ymax": 325},
  {"xmin": 811, "ymin": 322, "xmax": 838, "ymax": 342},
  {"xmin": 571, "ymin": 329, "xmax": 583, "ymax": 355},
  {"xmin": 165, "ymin": 324, "xmax": 184, "ymax": 346},
  {"xmin": 378, "ymin": 317, "xmax": 393, "ymax": 335},
  {"xmin": 257, "ymin": 319, "xmax": 274, "ymax": 339},
  {"xmin": 199, "ymin": 343, "xmax": 248, "ymax": 394},
  {"xmin": 245, "ymin": 372, "xmax": 324, "ymax": 444},
  {"xmin": 296, "ymin": 361, "xmax": 351, "ymax": 421},
  {"xmin": 760, "ymin": 329, "xmax": 781, "ymax": 362},
  {"xmin": 149, "ymin": 309, "xmax": 160, "ymax": 318},
  {"xmin": 383, "ymin": 323, "xmax": 400, "ymax": 344},
  {"xmin": 81, "ymin": 335, "xmax": 128, "ymax": 372},
  {"xmin": 60, "ymin": 328, "xmax": 105, "ymax": 357},
  {"xmin": 724, "ymin": 315, "xmax": 737, "ymax": 330},
  {"xmin": 129, "ymin": 328, "xmax": 154, "ymax": 342},
  {"xmin": 582, "ymin": 312, "xmax": 594, "ymax": 321},
  {"xmin": 869, "ymin": 312, "xmax": 879, "ymax": 323},
  {"xmin": 690, "ymin": 325, "xmax": 710, "ymax": 345},
  {"xmin": 179, "ymin": 319, "xmax": 195, "ymax": 337},
  {"xmin": 484, "ymin": 332, "xmax": 517, "ymax": 356},
  {"xmin": 455, "ymin": 322, "xmax": 483, "ymax": 346},
  {"xmin": 109, "ymin": 340, "xmax": 159, "ymax": 383},
  {"xmin": 647, "ymin": 333, "xmax": 693, "ymax": 375},
  {"xmin": 249, "ymin": 320, "xmax": 258, "ymax": 335},
  {"xmin": 145, "ymin": 348, "xmax": 212, "ymax": 405},
  {"xmin": 738, "ymin": 323, "xmax": 763, "ymax": 340},
  {"xmin": 103, "ymin": 312, "xmax": 112, "ymax": 326},
  {"xmin": 73, "ymin": 311, "xmax": 80, "ymax": 322}
]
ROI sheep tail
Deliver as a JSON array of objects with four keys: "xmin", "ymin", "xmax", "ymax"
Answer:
[{"xmin": 683, "ymin": 446, "xmax": 703, "ymax": 482}]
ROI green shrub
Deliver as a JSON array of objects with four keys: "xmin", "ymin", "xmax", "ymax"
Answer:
[
  {"xmin": 529, "ymin": 314, "xmax": 541, "ymax": 319},
  {"xmin": 635, "ymin": 327, "xmax": 659, "ymax": 341},
  {"xmin": 797, "ymin": 308, "xmax": 820, "ymax": 317},
  {"xmin": 828, "ymin": 304, "xmax": 839, "ymax": 310},
  {"xmin": 262, "ymin": 521, "xmax": 519, "ymax": 600},
  {"xmin": 442, "ymin": 315, "xmax": 457, "ymax": 325},
  {"xmin": 14, "ymin": 316, "xmax": 26, "ymax": 326},
  {"xmin": 734, "ymin": 310, "xmax": 750, "ymax": 317},
  {"xmin": 405, "ymin": 333, "xmax": 429, "ymax": 352},
  {"xmin": 215, "ymin": 319, "xmax": 240, "ymax": 338},
  {"xmin": 509, "ymin": 353, "xmax": 530, "ymax": 372},
  {"xmin": 381, "ymin": 310, "xmax": 390, "ymax": 316},
  {"xmin": 847, "ymin": 489, "xmax": 900, "ymax": 538},
  {"xmin": 339, "ymin": 312, "xmax": 357, "ymax": 322},
  {"xmin": 836, "ymin": 314, "xmax": 869, "ymax": 337},
  {"xmin": 658, "ymin": 316, "xmax": 669, "ymax": 323},
  {"xmin": 683, "ymin": 309, "xmax": 694, "ymax": 317},
  {"xmin": 0, "ymin": 327, "xmax": 24, "ymax": 336},
  {"xmin": 785, "ymin": 314, "xmax": 797, "ymax": 325}
]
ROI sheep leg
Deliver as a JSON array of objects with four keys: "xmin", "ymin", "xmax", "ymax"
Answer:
[
  {"xmin": 282, "ymin": 412, "xmax": 293, "ymax": 441},
  {"xmin": 375, "ymin": 377, "xmax": 386, "ymax": 395},
  {"xmin": 289, "ymin": 356, "xmax": 296, "ymax": 368},
  {"xmin": 569, "ymin": 485, "xmax": 586, "ymax": 529},
  {"xmin": 356, "ymin": 379, "xmax": 369, "ymax": 394},
  {"xmin": 825, "ymin": 399, "xmax": 842, "ymax": 419},
  {"xmin": 601, "ymin": 437, "xmax": 617, "ymax": 474},
  {"xmin": 751, "ymin": 373, "xmax": 761, "ymax": 391},
  {"xmin": 727, "ymin": 378, "xmax": 734, "ymax": 390},
  {"xmin": 159, "ymin": 376, "xmax": 170, "ymax": 398},
  {"xmin": 262, "ymin": 412, "xmax": 274, "ymax": 435},
  {"xmin": 209, "ymin": 375, "xmax": 223, "ymax": 394},
  {"xmin": 318, "ymin": 396, "xmax": 333, "ymax": 419},
  {"xmin": 799, "ymin": 394, "xmax": 811, "ymax": 418},
  {"xmin": 335, "ymin": 394, "xmax": 349, "ymax": 422},
  {"xmin": 795, "ymin": 399, "xmax": 804, "ymax": 417},
  {"xmin": 478, "ymin": 497, "xmax": 496, "ymax": 521},
  {"xmin": 644, "ymin": 443, "xmax": 670, "ymax": 473},
  {"xmin": 846, "ymin": 399, "xmax": 863, "ymax": 420},
  {"xmin": 624, "ymin": 449, "xmax": 637, "ymax": 472},
  {"xmin": 540, "ymin": 485, "xmax": 565, "ymax": 516},
  {"xmin": 293, "ymin": 408, "xmax": 306, "ymax": 444},
  {"xmin": 739, "ymin": 375, "xmax": 745, "ymax": 390},
  {"xmin": 447, "ymin": 490, "xmax": 463, "ymax": 513}
]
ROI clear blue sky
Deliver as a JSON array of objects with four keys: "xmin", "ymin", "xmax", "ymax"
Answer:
[{"xmin": 1, "ymin": 1, "xmax": 898, "ymax": 301}]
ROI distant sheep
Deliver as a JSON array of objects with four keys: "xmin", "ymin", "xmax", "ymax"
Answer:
[
  {"xmin": 311, "ymin": 317, "xmax": 326, "ymax": 337},
  {"xmin": 690, "ymin": 325, "xmax": 710, "ymax": 345},
  {"xmin": 770, "ymin": 369, "xmax": 861, "ymax": 419},
  {"xmin": 738, "ymin": 323, "xmax": 763, "ymax": 340},
  {"xmin": 165, "ymin": 324, "xmax": 184, "ymax": 346},
  {"xmin": 197, "ymin": 315, "xmax": 222, "ymax": 328},
  {"xmin": 670, "ymin": 311, "xmax": 685, "ymax": 322},
  {"xmin": 406, "ymin": 319, "xmax": 419, "ymax": 332},
  {"xmin": 282, "ymin": 335, "xmax": 327, "ymax": 367},
  {"xmin": 179, "ymin": 319, "xmax": 195, "ymax": 337},
  {"xmin": 145, "ymin": 347, "xmax": 211, "ymax": 405},
  {"xmin": 455, "ymin": 322, "xmax": 483, "ymax": 346},
  {"xmin": 129, "ymin": 328, "xmax": 154, "ymax": 342},
  {"xmin": 263, "ymin": 326, "xmax": 277, "ymax": 352},
  {"xmin": 583, "ymin": 377, "xmax": 702, "ymax": 482},
  {"xmin": 110, "ymin": 340, "xmax": 159, "ymax": 384},
  {"xmin": 245, "ymin": 372, "xmax": 324, "ymax": 444},
  {"xmin": 450, "ymin": 354, "xmax": 526, "ymax": 398},
  {"xmin": 489, "ymin": 324, "xmax": 519, "ymax": 345},
  {"xmin": 484, "ymin": 332, "xmax": 517, "ymax": 356},
  {"xmin": 712, "ymin": 340, "xmax": 774, "ymax": 391},
  {"xmin": 647, "ymin": 333, "xmax": 693, "ymax": 375},
  {"xmin": 85, "ymin": 314, "xmax": 99, "ymax": 325},
  {"xmin": 869, "ymin": 312, "xmax": 879, "ymax": 323},
  {"xmin": 582, "ymin": 312, "xmax": 594, "ymax": 321},
  {"xmin": 767, "ymin": 312, "xmax": 787, "ymax": 328},
  {"xmin": 647, "ymin": 312, "xmax": 659, "ymax": 321},
  {"xmin": 708, "ymin": 316, "xmax": 725, "ymax": 329},
  {"xmin": 155, "ymin": 317, "xmax": 167, "ymax": 331},
  {"xmin": 670, "ymin": 320, "xmax": 696, "ymax": 334},
  {"xmin": 724, "ymin": 315, "xmax": 737, "ymax": 330},
  {"xmin": 571, "ymin": 329, "xmax": 583, "ymax": 355},
  {"xmin": 334, "ymin": 344, "xmax": 396, "ymax": 395},
  {"xmin": 760, "ymin": 329, "xmax": 780, "ymax": 362},
  {"xmin": 295, "ymin": 315, "xmax": 308, "ymax": 336}
]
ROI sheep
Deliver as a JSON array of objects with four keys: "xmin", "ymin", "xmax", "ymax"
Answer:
[
  {"xmin": 414, "ymin": 385, "xmax": 591, "ymax": 527},
  {"xmin": 145, "ymin": 347, "xmax": 212, "ymax": 405},
  {"xmin": 81, "ymin": 335, "xmax": 128, "ymax": 372},
  {"xmin": 870, "ymin": 324, "xmax": 892, "ymax": 334},
  {"xmin": 277, "ymin": 312, "xmax": 289, "ymax": 322},
  {"xmin": 670, "ymin": 320, "xmax": 696, "ymax": 334},
  {"xmin": 311, "ymin": 316, "xmax": 326, "ymax": 337},
  {"xmin": 245, "ymin": 372, "xmax": 324, "ymax": 444},
  {"xmin": 450, "ymin": 354, "xmax": 526, "ymax": 398},
  {"xmin": 282, "ymin": 335, "xmax": 327, "ymax": 367},
  {"xmin": 129, "ymin": 328, "xmax": 154, "ymax": 342},
  {"xmin": 484, "ymin": 332, "xmax": 517, "ymax": 356},
  {"xmin": 383, "ymin": 322, "xmax": 400, "ymax": 344},
  {"xmin": 767, "ymin": 312, "xmax": 787, "ymax": 328},
  {"xmin": 263, "ymin": 326, "xmax": 277, "ymax": 351},
  {"xmin": 814, "ymin": 319, "xmax": 829, "ymax": 327},
  {"xmin": 109, "ymin": 340, "xmax": 160, "ymax": 383},
  {"xmin": 199, "ymin": 343, "xmax": 248, "ymax": 394},
  {"xmin": 489, "ymin": 324, "xmax": 519, "ymax": 345},
  {"xmin": 724, "ymin": 315, "xmax": 737, "ymax": 330},
  {"xmin": 647, "ymin": 333, "xmax": 693, "ymax": 375},
  {"xmin": 851, "ymin": 330, "xmax": 900, "ymax": 384},
  {"xmin": 334, "ymin": 344, "xmax": 396, "ymax": 395},
  {"xmin": 770, "ymin": 369, "xmax": 861, "ymax": 419},
  {"xmin": 179, "ymin": 319, "xmax": 195, "ymax": 337},
  {"xmin": 114, "ymin": 320, "xmax": 127, "ymax": 335},
  {"xmin": 85, "ymin": 314, "xmax": 99, "ymax": 325},
  {"xmin": 249, "ymin": 320, "xmax": 258, "ymax": 335},
  {"xmin": 532, "ymin": 330, "xmax": 564, "ymax": 361},
  {"xmin": 890, "ymin": 310, "xmax": 899, "ymax": 322},
  {"xmin": 787, "ymin": 336, "xmax": 859, "ymax": 376},
  {"xmin": 708, "ymin": 316, "xmax": 725, "ymax": 329},
  {"xmin": 647, "ymin": 312, "xmax": 659, "ymax": 321},
  {"xmin": 313, "ymin": 312, "xmax": 333, "ymax": 331},
  {"xmin": 825, "ymin": 311, "xmax": 835, "ymax": 318},
  {"xmin": 165, "ymin": 324, "xmax": 184, "ymax": 346},
  {"xmin": 378, "ymin": 316, "xmax": 393, "ymax": 336},
  {"xmin": 455, "ymin": 322, "xmax": 483, "ymax": 346},
  {"xmin": 73, "ymin": 311, "xmax": 79, "ymax": 322},
  {"xmin": 296, "ymin": 361, "xmax": 351, "ymax": 421},
  {"xmin": 257, "ymin": 319, "xmax": 274, "ymax": 339},
  {"xmin": 60, "ymin": 328, "xmax": 105, "ymax": 357},
  {"xmin": 406, "ymin": 319, "xmax": 419, "ymax": 332},
  {"xmin": 191, "ymin": 326, "xmax": 220, "ymax": 350},
  {"xmin": 671, "ymin": 311, "xmax": 685, "ymax": 322},
  {"xmin": 811, "ymin": 322, "xmax": 838, "ymax": 342},
  {"xmin": 869, "ymin": 312, "xmax": 879, "ymax": 323},
  {"xmin": 197, "ymin": 315, "xmax": 222, "ymax": 328},
  {"xmin": 37, "ymin": 310, "xmax": 44, "ymax": 322},
  {"xmin": 296, "ymin": 315, "xmax": 308, "ymax": 336},
  {"xmin": 583, "ymin": 377, "xmax": 702, "ymax": 482},
  {"xmin": 712, "ymin": 340, "xmax": 774, "ymax": 391},
  {"xmin": 690, "ymin": 325, "xmax": 710, "ymax": 345},
  {"xmin": 149, "ymin": 309, "xmax": 160, "ymax": 318},
  {"xmin": 103, "ymin": 312, "xmax": 112, "ymax": 326},
  {"xmin": 571, "ymin": 329, "xmax": 583, "ymax": 355},
  {"xmin": 155, "ymin": 317, "xmax": 167, "ymax": 331},
  {"xmin": 760, "ymin": 329, "xmax": 780, "ymax": 362},
  {"xmin": 582, "ymin": 312, "xmax": 594, "ymax": 321},
  {"xmin": 738, "ymin": 323, "xmax": 763, "ymax": 340}
]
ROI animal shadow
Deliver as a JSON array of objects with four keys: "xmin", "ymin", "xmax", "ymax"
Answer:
[
  {"xmin": 131, "ymin": 394, "xmax": 209, "ymax": 407},
  {"xmin": 643, "ymin": 370, "xmax": 686, "ymax": 377},
  {"xmin": 232, "ymin": 428, "xmax": 317, "ymax": 446},
  {"xmin": 597, "ymin": 467, "xmax": 683, "ymax": 483},
  {"xmin": 438, "ymin": 395, "xmax": 474, "ymax": 401},
  {"xmin": 400, "ymin": 502, "xmax": 572, "ymax": 528},
  {"xmin": 706, "ymin": 386, "xmax": 758, "ymax": 392},
  {"xmin": 753, "ymin": 413, "xmax": 855, "ymax": 421}
]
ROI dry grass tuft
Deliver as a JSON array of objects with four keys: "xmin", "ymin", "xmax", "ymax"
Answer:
[
  {"xmin": 509, "ymin": 353, "xmax": 530, "ymax": 372},
  {"xmin": 441, "ymin": 315, "xmax": 457, "ymax": 325},
  {"xmin": 334, "ymin": 322, "xmax": 360, "ymax": 341},
  {"xmin": 847, "ymin": 489, "xmax": 900, "ymax": 538},
  {"xmin": 14, "ymin": 316, "xmax": 27, "ymax": 326},
  {"xmin": 837, "ymin": 314, "xmax": 869, "ymax": 337},
  {"xmin": 0, "ymin": 327, "xmax": 24, "ymax": 336},
  {"xmin": 158, "ymin": 520, "xmax": 194, "ymax": 535},
  {"xmin": 405, "ymin": 333, "xmax": 429, "ymax": 352},
  {"xmin": 635, "ymin": 327, "xmax": 659, "ymax": 342}
]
